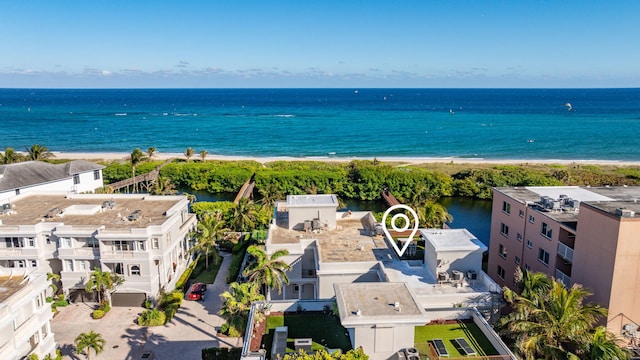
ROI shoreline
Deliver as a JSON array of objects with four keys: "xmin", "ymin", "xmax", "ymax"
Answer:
[{"xmin": 50, "ymin": 151, "xmax": 640, "ymax": 166}]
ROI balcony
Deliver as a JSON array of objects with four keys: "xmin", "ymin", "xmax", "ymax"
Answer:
[
  {"xmin": 0, "ymin": 247, "xmax": 40, "ymax": 259},
  {"xmin": 57, "ymin": 247, "xmax": 100, "ymax": 258},
  {"xmin": 301, "ymin": 268, "xmax": 316, "ymax": 278},
  {"xmin": 100, "ymin": 250, "xmax": 150, "ymax": 260},
  {"xmin": 557, "ymin": 242, "xmax": 574, "ymax": 263},
  {"xmin": 555, "ymin": 269, "xmax": 571, "ymax": 288}
]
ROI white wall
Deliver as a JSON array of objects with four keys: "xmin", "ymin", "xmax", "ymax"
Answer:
[
  {"xmin": 350, "ymin": 325, "xmax": 415, "ymax": 360},
  {"xmin": 0, "ymin": 169, "xmax": 103, "ymax": 204},
  {"xmin": 288, "ymin": 207, "xmax": 337, "ymax": 230}
]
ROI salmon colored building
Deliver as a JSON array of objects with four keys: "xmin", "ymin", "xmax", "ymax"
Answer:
[{"xmin": 488, "ymin": 186, "xmax": 640, "ymax": 336}]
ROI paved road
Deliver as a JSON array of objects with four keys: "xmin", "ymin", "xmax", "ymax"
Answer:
[{"xmin": 51, "ymin": 252, "xmax": 242, "ymax": 360}]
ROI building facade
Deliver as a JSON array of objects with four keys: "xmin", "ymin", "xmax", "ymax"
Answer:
[
  {"xmin": 0, "ymin": 269, "xmax": 56, "ymax": 360},
  {"xmin": 488, "ymin": 186, "xmax": 640, "ymax": 335},
  {"xmin": 0, "ymin": 193, "xmax": 197, "ymax": 305}
]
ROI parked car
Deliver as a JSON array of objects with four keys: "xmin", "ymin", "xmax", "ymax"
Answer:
[{"xmin": 186, "ymin": 282, "xmax": 206, "ymax": 301}]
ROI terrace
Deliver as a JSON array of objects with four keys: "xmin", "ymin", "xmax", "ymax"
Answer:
[{"xmin": 414, "ymin": 320, "xmax": 501, "ymax": 359}]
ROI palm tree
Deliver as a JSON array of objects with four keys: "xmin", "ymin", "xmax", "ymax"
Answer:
[
  {"xmin": 149, "ymin": 176, "xmax": 177, "ymax": 195},
  {"xmin": 232, "ymin": 198, "xmax": 258, "ymax": 232},
  {"xmin": 26, "ymin": 144, "xmax": 54, "ymax": 161},
  {"xmin": 587, "ymin": 326, "xmax": 630, "ymax": 360},
  {"xmin": 199, "ymin": 150, "xmax": 208, "ymax": 162},
  {"xmin": 257, "ymin": 182, "xmax": 283, "ymax": 211},
  {"xmin": 130, "ymin": 148, "xmax": 147, "ymax": 193},
  {"xmin": 184, "ymin": 147, "xmax": 195, "ymax": 162},
  {"xmin": 146, "ymin": 147, "xmax": 157, "ymax": 161},
  {"xmin": 218, "ymin": 281, "xmax": 264, "ymax": 336},
  {"xmin": 503, "ymin": 267, "xmax": 552, "ymax": 305},
  {"xmin": 74, "ymin": 330, "xmax": 106, "ymax": 360},
  {"xmin": 84, "ymin": 267, "xmax": 124, "ymax": 305},
  {"xmin": 417, "ymin": 201, "xmax": 453, "ymax": 228},
  {"xmin": 503, "ymin": 279, "xmax": 608, "ymax": 359},
  {"xmin": 47, "ymin": 272, "xmax": 61, "ymax": 296},
  {"xmin": 2, "ymin": 147, "xmax": 19, "ymax": 164},
  {"xmin": 194, "ymin": 211, "xmax": 229, "ymax": 269},
  {"xmin": 243, "ymin": 245, "xmax": 291, "ymax": 298}
]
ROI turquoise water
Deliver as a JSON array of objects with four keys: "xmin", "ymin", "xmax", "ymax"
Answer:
[{"xmin": 1, "ymin": 88, "xmax": 639, "ymax": 161}]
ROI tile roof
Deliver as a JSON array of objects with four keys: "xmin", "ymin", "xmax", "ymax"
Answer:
[{"xmin": 0, "ymin": 160, "xmax": 104, "ymax": 191}]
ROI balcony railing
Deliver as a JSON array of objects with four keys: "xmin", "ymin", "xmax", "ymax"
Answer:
[
  {"xmin": 555, "ymin": 269, "xmax": 571, "ymax": 288},
  {"xmin": 557, "ymin": 242, "xmax": 574, "ymax": 263},
  {"xmin": 0, "ymin": 247, "xmax": 39, "ymax": 258},
  {"xmin": 57, "ymin": 247, "xmax": 100, "ymax": 258}
]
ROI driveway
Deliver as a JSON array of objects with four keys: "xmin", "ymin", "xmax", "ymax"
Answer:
[{"xmin": 51, "ymin": 252, "xmax": 242, "ymax": 360}]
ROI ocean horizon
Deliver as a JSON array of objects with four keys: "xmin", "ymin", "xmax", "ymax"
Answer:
[{"xmin": 1, "ymin": 88, "xmax": 639, "ymax": 161}]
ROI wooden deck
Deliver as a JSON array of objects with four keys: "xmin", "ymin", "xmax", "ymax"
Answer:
[
  {"xmin": 108, "ymin": 159, "xmax": 173, "ymax": 192},
  {"xmin": 233, "ymin": 174, "xmax": 256, "ymax": 203}
]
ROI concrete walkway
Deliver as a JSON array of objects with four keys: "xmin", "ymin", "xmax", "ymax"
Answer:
[{"xmin": 51, "ymin": 252, "xmax": 242, "ymax": 360}]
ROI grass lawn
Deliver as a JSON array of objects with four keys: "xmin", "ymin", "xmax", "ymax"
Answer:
[
  {"xmin": 191, "ymin": 251, "xmax": 223, "ymax": 283},
  {"xmin": 414, "ymin": 320, "xmax": 498, "ymax": 358},
  {"xmin": 263, "ymin": 314, "xmax": 352, "ymax": 355}
]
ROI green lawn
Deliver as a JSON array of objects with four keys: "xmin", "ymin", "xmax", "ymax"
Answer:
[
  {"xmin": 414, "ymin": 320, "xmax": 498, "ymax": 358},
  {"xmin": 263, "ymin": 314, "xmax": 352, "ymax": 355},
  {"xmin": 191, "ymin": 251, "xmax": 223, "ymax": 283}
]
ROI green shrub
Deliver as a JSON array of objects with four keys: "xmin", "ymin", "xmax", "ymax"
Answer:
[
  {"xmin": 176, "ymin": 258, "xmax": 198, "ymax": 291},
  {"xmin": 226, "ymin": 249, "xmax": 246, "ymax": 283},
  {"xmin": 160, "ymin": 291, "xmax": 183, "ymax": 321},
  {"xmin": 201, "ymin": 347, "xmax": 242, "ymax": 360},
  {"xmin": 137, "ymin": 309, "xmax": 166, "ymax": 326},
  {"xmin": 46, "ymin": 296, "xmax": 53, "ymax": 303},
  {"xmin": 53, "ymin": 299, "xmax": 69, "ymax": 307},
  {"xmin": 92, "ymin": 309, "xmax": 105, "ymax": 319},
  {"xmin": 99, "ymin": 301, "xmax": 111, "ymax": 312}
]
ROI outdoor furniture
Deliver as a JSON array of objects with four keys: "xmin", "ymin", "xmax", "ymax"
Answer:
[
  {"xmin": 432, "ymin": 339, "xmax": 449, "ymax": 357},
  {"xmin": 455, "ymin": 338, "xmax": 477, "ymax": 356},
  {"xmin": 295, "ymin": 338, "xmax": 312, "ymax": 352}
]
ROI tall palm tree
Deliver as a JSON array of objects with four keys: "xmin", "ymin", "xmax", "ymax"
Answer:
[
  {"xmin": 26, "ymin": 144, "xmax": 54, "ymax": 161},
  {"xmin": 504, "ymin": 267, "xmax": 552, "ymax": 305},
  {"xmin": 146, "ymin": 147, "xmax": 157, "ymax": 161},
  {"xmin": 84, "ymin": 267, "xmax": 124, "ymax": 305},
  {"xmin": 47, "ymin": 272, "xmax": 61, "ymax": 296},
  {"xmin": 243, "ymin": 245, "xmax": 291, "ymax": 298},
  {"xmin": 194, "ymin": 211, "xmax": 229, "ymax": 269},
  {"xmin": 199, "ymin": 150, "xmax": 208, "ymax": 162},
  {"xmin": 257, "ymin": 182, "xmax": 283, "ymax": 211},
  {"xmin": 130, "ymin": 148, "xmax": 147, "ymax": 193},
  {"xmin": 232, "ymin": 198, "xmax": 257, "ymax": 232},
  {"xmin": 218, "ymin": 281, "xmax": 264, "ymax": 337},
  {"xmin": 417, "ymin": 201, "xmax": 453, "ymax": 228},
  {"xmin": 503, "ymin": 279, "xmax": 608, "ymax": 359},
  {"xmin": 184, "ymin": 147, "xmax": 195, "ymax": 162},
  {"xmin": 74, "ymin": 330, "xmax": 106, "ymax": 360},
  {"xmin": 2, "ymin": 147, "xmax": 19, "ymax": 164}
]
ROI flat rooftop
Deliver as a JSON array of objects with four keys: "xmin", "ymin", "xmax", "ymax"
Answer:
[
  {"xmin": 0, "ymin": 194, "xmax": 185, "ymax": 229},
  {"xmin": 334, "ymin": 283, "xmax": 425, "ymax": 322},
  {"xmin": 0, "ymin": 274, "xmax": 27, "ymax": 303},
  {"xmin": 421, "ymin": 229, "xmax": 487, "ymax": 252},
  {"xmin": 286, "ymin": 194, "xmax": 338, "ymax": 207},
  {"xmin": 270, "ymin": 214, "xmax": 393, "ymax": 262}
]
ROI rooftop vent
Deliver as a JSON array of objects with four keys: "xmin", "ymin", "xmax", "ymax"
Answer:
[{"xmin": 615, "ymin": 208, "xmax": 635, "ymax": 218}]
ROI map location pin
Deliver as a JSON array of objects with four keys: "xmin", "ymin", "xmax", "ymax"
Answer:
[{"xmin": 381, "ymin": 204, "xmax": 420, "ymax": 257}]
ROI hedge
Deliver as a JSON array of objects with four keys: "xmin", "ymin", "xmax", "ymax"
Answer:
[{"xmin": 201, "ymin": 347, "xmax": 242, "ymax": 360}]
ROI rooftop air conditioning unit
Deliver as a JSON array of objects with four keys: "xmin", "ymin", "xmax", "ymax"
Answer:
[
  {"xmin": 467, "ymin": 270, "xmax": 478, "ymax": 280},
  {"xmin": 438, "ymin": 272, "xmax": 450, "ymax": 282},
  {"xmin": 451, "ymin": 270, "xmax": 464, "ymax": 281},
  {"xmin": 615, "ymin": 208, "xmax": 635, "ymax": 218}
]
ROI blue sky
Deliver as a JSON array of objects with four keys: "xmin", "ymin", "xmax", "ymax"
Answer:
[{"xmin": 1, "ymin": 1, "xmax": 638, "ymax": 88}]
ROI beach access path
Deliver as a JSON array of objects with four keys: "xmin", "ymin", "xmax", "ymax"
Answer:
[{"xmin": 51, "ymin": 252, "xmax": 241, "ymax": 360}]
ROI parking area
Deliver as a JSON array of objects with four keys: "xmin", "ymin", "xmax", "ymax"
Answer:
[{"xmin": 51, "ymin": 253, "xmax": 242, "ymax": 360}]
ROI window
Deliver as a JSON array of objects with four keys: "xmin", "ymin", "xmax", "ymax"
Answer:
[
  {"xmin": 73, "ymin": 174, "xmax": 80, "ymax": 185},
  {"xmin": 65, "ymin": 260, "xmax": 74, "ymax": 271},
  {"xmin": 61, "ymin": 238, "xmax": 72, "ymax": 248},
  {"xmin": 5, "ymin": 237, "xmax": 23, "ymax": 248},
  {"xmin": 114, "ymin": 263, "xmax": 124, "ymax": 275},
  {"xmin": 529, "ymin": 215, "xmax": 535, "ymax": 223},
  {"xmin": 114, "ymin": 241, "xmax": 130, "ymax": 251},
  {"xmin": 519, "ymin": 209, "xmax": 524, "ymax": 217},
  {"xmin": 500, "ymin": 223, "xmax": 509, "ymax": 237},
  {"xmin": 517, "ymin": 233, "xmax": 523, "ymax": 241},
  {"xmin": 130, "ymin": 265, "xmax": 141, "ymax": 276},
  {"xmin": 515, "ymin": 256, "xmax": 521, "ymax": 265},
  {"xmin": 524, "ymin": 264, "xmax": 531, "ymax": 271},
  {"xmin": 497, "ymin": 265, "xmax": 505, "ymax": 280},
  {"xmin": 79, "ymin": 261, "xmax": 87, "ymax": 271},
  {"xmin": 541, "ymin": 222, "xmax": 553, "ymax": 239},
  {"xmin": 499, "ymin": 244, "xmax": 507, "ymax": 259},
  {"xmin": 152, "ymin": 238, "xmax": 159, "ymax": 249},
  {"xmin": 27, "ymin": 238, "xmax": 35, "ymax": 247},
  {"xmin": 15, "ymin": 189, "xmax": 20, "ymax": 195},
  {"xmin": 30, "ymin": 260, "xmax": 37, "ymax": 267},
  {"xmin": 538, "ymin": 248, "xmax": 550, "ymax": 266},
  {"xmin": 94, "ymin": 170, "xmax": 100, "ymax": 180},
  {"xmin": 138, "ymin": 241, "xmax": 146, "ymax": 251},
  {"xmin": 527, "ymin": 240, "xmax": 533, "ymax": 249},
  {"xmin": 15, "ymin": 260, "xmax": 26, "ymax": 268},
  {"xmin": 502, "ymin": 201, "xmax": 511, "ymax": 214},
  {"xmin": 293, "ymin": 285, "xmax": 300, "ymax": 293},
  {"xmin": 86, "ymin": 238, "xmax": 98, "ymax": 248},
  {"xmin": 45, "ymin": 235, "xmax": 51, "ymax": 244}
]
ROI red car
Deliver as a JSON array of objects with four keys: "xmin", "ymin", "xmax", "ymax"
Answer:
[{"xmin": 186, "ymin": 282, "xmax": 206, "ymax": 301}]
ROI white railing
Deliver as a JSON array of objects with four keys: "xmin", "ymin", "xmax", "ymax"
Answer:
[
  {"xmin": 557, "ymin": 242, "xmax": 574, "ymax": 263},
  {"xmin": 555, "ymin": 269, "xmax": 571, "ymax": 288}
]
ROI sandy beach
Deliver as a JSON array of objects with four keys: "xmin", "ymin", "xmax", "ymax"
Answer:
[{"xmin": 50, "ymin": 151, "xmax": 640, "ymax": 166}]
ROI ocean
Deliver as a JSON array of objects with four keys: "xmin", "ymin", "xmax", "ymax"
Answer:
[{"xmin": 1, "ymin": 88, "xmax": 639, "ymax": 161}]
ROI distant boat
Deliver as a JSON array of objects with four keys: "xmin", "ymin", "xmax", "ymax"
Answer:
[
  {"xmin": 354, "ymin": 90, "xmax": 359, "ymax": 94},
  {"xmin": 563, "ymin": 103, "xmax": 573, "ymax": 111},
  {"xmin": 449, "ymin": 109, "xmax": 455, "ymax": 115},
  {"xmin": 527, "ymin": 139, "xmax": 535, "ymax": 143}
]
